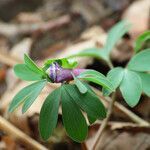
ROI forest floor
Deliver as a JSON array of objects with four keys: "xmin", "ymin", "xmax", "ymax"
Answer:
[{"xmin": 0, "ymin": 0, "xmax": 149, "ymax": 149}]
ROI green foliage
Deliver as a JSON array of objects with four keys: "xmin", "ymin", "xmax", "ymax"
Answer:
[
  {"xmin": 119, "ymin": 69, "xmax": 142, "ymax": 107},
  {"xmin": 69, "ymin": 48, "xmax": 107, "ymax": 61},
  {"xmin": 14, "ymin": 54, "xmax": 47, "ymax": 81},
  {"xmin": 134, "ymin": 31, "xmax": 150, "ymax": 52},
  {"xmin": 9, "ymin": 80, "xmax": 46, "ymax": 113},
  {"xmin": 103, "ymin": 67, "xmax": 124, "ymax": 96},
  {"xmin": 138, "ymin": 72, "xmax": 150, "ymax": 97},
  {"xmin": 9, "ymin": 25, "xmax": 150, "ymax": 144},
  {"xmin": 43, "ymin": 57, "xmax": 78, "ymax": 71},
  {"xmin": 61, "ymin": 85, "xmax": 88, "ymax": 142},
  {"xmin": 88, "ymin": 115, "xmax": 97, "ymax": 124},
  {"xmin": 69, "ymin": 20, "xmax": 131, "ymax": 62},
  {"xmin": 103, "ymin": 66, "xmax": 145, "ymax": 107},
  {"xmin": 127, "ymin": 49, "xmax": 150, "ymax": 72},
  {"xmin": 39, "ymin": 88, "xmax": 61, "ymax": 140},
  {"xmin": 103, "ymin": 20, "xmax": 131, "ymax": 59},
  {"xmin": 77, "ymin": 70, "xmax": 114, "ymax": 91},
  {"xmin": 73, "ymin": 75, "xmax": 88, "ymax": 94},
  {"xmin": 39, "ymin": 83, "xmax": 106, "ymax": 142},
  {"xmin": 64, "ymin": 84, "xmax": 106, "ymax": 120},
  {"xmin": 14, "ymin": 64, "xmax": 43, "ymax": 81},
  {"xmin": 24, "ymin": 54, "xmax": 44, "ymax": 75},
  {"xmin": 10, "ymin": 54, "xmax": 108, "ymax": 142}
]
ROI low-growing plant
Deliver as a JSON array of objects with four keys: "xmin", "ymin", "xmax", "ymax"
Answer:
[
  {"xmin": 9, "ymin": 54, "xmax": 115, "ymax": 142},
  {"xmin": 8, "ymin": 20, "xmax": 150, "ymax": 144}
]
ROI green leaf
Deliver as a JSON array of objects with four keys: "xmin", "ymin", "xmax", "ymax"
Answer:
[
  {"xmin": 9, "ymin": 80, "xmax": 46, "ymax": 112},
  {"xmin": 22, "ymin": 80, "xmax": 46, "ymax": 113},
  {"xmin": 81, "ymin": 81, "xmax": 96, "ymax": 93},
  {"xmin": 78, "ymin": 70, "xmax": 105, "ymax": 78},
  {"xmin": 72, "ymin": 73, "xmax": 87, "ymax": 94},
  {"xmin": 64, "ymin": 84, "xmax": 106, "ymax": 121},
  {"xmin": 134, "ymin": 31, "xmax": 150, "ymax": 53},
  {"xmin": 104, "ymin": 20, "xmax": 131, "ymax": 58},
  {"xmin": 120, "ymin": 70, "xmax": 142, "ymax": 107},
  {"xmin": 127, "ymin": 49, "xmax": 150, "ymax": 72},
  {"xmin": 39, "ymin": 88, "xmax": 61, "ymax": 141},
  {"xmin": 102, "ymin": 67, "xmax": 124, "ymax": 96},
  {"xmin": 81, "ymin": 82, "xmax": 100, "ymax": 124},
  {"xmin": 77, "ymin": 70, "xmax": 114, "ymax": 91},
  {"xmin": 43, "ymin": 58, "xmax": 78, "ymax": 71},
  {"xmin": 62, "ymin": 58, "xmax": 78, "ymax": 69},
  {"xmin": 14, "ymin": 64, "xmax": 43, "ymax": 81},
  {"xmin": 61, "ymin": 86, "xmax": 88, "ymax": 142},
  {"xmin": 69, "ymin": 48, "xmax": 108, "ymax": 61},
  {"xmin": 24, "ymin": 54, "xmax": 44, "ymax": 75},
  {"xmin": 87, "ymin": 115, "xmax": 97, "ymax": 124},
  {"xmin": 138, "ymin": 72, "xmax": 150, "ymax": 96},
  {"xmin": 74, "ymin": 78, "xmax": 87, "ymax": 94}
]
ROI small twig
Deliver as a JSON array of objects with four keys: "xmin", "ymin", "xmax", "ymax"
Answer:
[
  {"xmin": 0, "ymin": 115, "xmax": 48, "ymax": 150},
  {"xmin": 93, "ymin": 88, "xmax": 150, "ymax": 126},
  {"xmin": 91, "ymin": 88, "xmax": 150, "ymax": 150},
  {"xmin": 95, "ymin": 121, "xmax": 150, "ymax": 129},
  {"xmin": 92, "ymin": 93, "xmax": 116, "ymax": 150},
  {"xmin": 98, "ymin": 89, "xmax": 150, "ymax": 127},
  {"xmin": 0, "ymin": 13, "xmax": 83, "ymax": 39}
]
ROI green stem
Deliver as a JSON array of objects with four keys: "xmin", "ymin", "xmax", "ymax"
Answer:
[{"xmin": 107, "ymin": 60, "xmax": 114, "ymax": 69}]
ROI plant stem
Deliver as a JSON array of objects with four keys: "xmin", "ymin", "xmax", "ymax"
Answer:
[
  {"xmin": 91, "ymin": 59, "xmax": 114, "ymax": 149},
  {"xmin": 92, "ymin": 92, "xmax": 116, "ymax": 150},
  {"xmin": 107, "ymin": 60, "xmax": 114, "ymax": 69}
]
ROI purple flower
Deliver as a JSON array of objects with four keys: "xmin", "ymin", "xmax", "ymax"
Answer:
[{"xmin": 49, "ymin": 62, "xmax": 85, "ymax": 83}]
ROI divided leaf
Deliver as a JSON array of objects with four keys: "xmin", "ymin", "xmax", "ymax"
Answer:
[
  {"xmin": 134, "ymin": 31, "xmax": 150, "ymax": 53},
  {"xmin": 61, "ymin": 86, "xmax": 88, "ymax": 142},
  {"xmin": 127, "ymin": 49, "xmax": 150, "ymax": 72},
  {"xmin": 138, "ymin": 72, "xmax": 150, "ymax": 96},
  {"xmin": 64, "ymin": 84, "xmax": 106, "ymax": 121},
  {"xmin": 39, "ymin": 88, "xmax": 61, "ymax": 140},
  {"xmin": 14, "ymin": 64, "xmax": 43, "ymax": 81},
  {"xmin": 120, "ymin": 70, "xmax": 142, "ymax": 107},
  {"xmin": 102, "ymin": 67, "xmax": 124, "ymax": 96},
  {"xmin": 9, "ymin": 80, "xmax": 46, "ymax": 113},
  {"xmin": 77, "ymin": 70, "xmax": 114, "ymax": 91}
]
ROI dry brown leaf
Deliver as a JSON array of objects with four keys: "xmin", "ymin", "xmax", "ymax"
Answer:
[
  {"xmin": 72, "ymin": 0, "xmax": 111, "ymax": 25},
  {"xmin": 10, "ymin": 38, "xmax": 32, "ymax": 60},
  {"xmin": 84, "ymin": 122, "xmax": 150, "ymax": 150}
]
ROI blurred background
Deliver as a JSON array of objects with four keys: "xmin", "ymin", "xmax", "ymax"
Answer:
[{"xmin": 0, "ymin": 0, "xmax": 149, "ymax": 149}]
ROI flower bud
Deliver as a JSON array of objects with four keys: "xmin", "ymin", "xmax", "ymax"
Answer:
[{"xmin": 48, "ymin": 62, "xmax": 85, "ymax": 83}]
